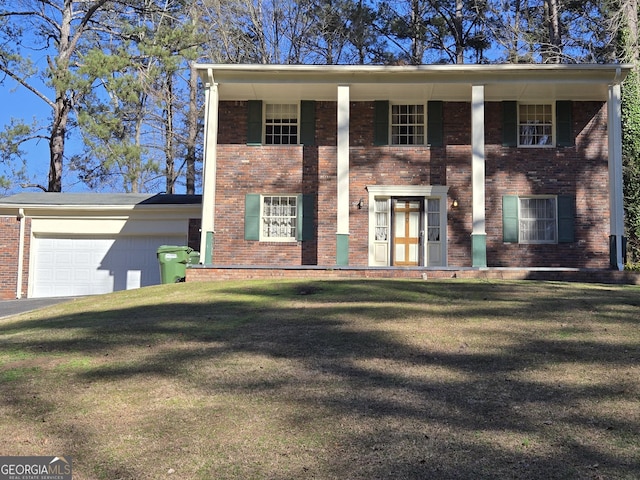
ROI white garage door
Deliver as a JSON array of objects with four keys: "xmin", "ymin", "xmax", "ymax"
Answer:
[{"xmin": 31, "ymin": 235, "xmax": 186, "ymax": 298}]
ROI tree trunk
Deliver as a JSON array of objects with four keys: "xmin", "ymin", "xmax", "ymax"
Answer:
[
  {"xmin": 165, "ymin": 75, "xmax": 175, "ymax": 195},
  {"xmin": 544, "ymin": 0, "xmax": 562, "ymax": 63},
  {"xmin": 48, "ymin": 98, "xmax": 68, "ymax": 192},
  {"xmin": 186, "ymin": 62, "xmax": 198, "ymax": 195}
]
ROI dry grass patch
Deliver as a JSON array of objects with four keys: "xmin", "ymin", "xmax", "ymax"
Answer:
[{"xmin": 0, "ymin": 279, "xmax": 639, "ymax": 479}]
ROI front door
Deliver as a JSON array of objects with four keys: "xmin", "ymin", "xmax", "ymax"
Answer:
[{"xmin": 392, "ymin": 199, "xmax": 423, "ymax": 266}]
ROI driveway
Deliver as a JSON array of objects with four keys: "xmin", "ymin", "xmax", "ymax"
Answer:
[{"xmin": 0, "ymin": 297, "xmax": 73, "ymax": 319}]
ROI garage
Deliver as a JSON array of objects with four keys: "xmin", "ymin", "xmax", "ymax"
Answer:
[
  {"xmin": 31, "ymin": 235, "xmax": 185, "ymax": 298},
  {"xmin": 0, "ymin": 193, "xmax": 202, "ymax": 299}
]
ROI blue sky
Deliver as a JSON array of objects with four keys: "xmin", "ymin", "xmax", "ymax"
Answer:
[{"xmin": 1, "ymin": 76, "xmax": 89, "ymax": 194}]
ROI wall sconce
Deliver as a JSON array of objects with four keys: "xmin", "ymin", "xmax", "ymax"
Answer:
[
  {"xmin": 353, "ymin": 198, "xmax": 364, "ymax": 209},
  {"xmin": 452, "ymin": 199, "xmax": 459, "ymax": 208}
]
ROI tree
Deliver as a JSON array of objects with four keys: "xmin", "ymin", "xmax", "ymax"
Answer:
[
  {"xmin": 379, "ymin": 0, "xmax": 489, "ymax": 64},
  {"xmin": 0, "ymin": 0, "xmax": 113, "ymax": 192},
  {"xmin": 613, "ymin": 0, "xmax": 640, "ymax": 264}
]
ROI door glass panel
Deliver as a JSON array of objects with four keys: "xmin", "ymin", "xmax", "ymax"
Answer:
[{"xmin": 427, "ymin": 198, "xmax": 440, "ymax": 241}]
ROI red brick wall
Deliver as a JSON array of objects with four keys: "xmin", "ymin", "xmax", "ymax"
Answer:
[
  {"xmin": 0, "ymin": 215, "xmax": 30, "ymax": 299},
  {"xmin": 215, "ymin": 100, "xmax": 611, "ymax": 269}
]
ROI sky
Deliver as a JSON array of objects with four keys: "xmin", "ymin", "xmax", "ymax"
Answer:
[{"xmin": 0, "ymin": 75, "xmax": 92, "ymax": 194}]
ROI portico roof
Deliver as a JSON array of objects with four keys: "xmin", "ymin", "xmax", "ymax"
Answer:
[{"xmin": 196, "ymin": 63, "xmax": 632, "ymax": 102}]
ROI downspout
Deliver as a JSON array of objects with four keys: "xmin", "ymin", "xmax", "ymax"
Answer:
[
  {"xmin": 608, "ymin": 81, "xmax": 625, "ymax": 270},
  {"xmin": 16, "ymin": 208, "xmax": 25, "ymax": 299}
]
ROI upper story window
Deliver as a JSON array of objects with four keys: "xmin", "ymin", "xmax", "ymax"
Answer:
[
  {"xmin": 265, "ymin": 104, "xmax": 298, "ymax": 144},
  {"xmin": 391, "ymin": 104, "xmax": 425, "ymax": 145},
  {"xmin": 519, "ymin": 104, "xmax": 553, "ymax": 146}
]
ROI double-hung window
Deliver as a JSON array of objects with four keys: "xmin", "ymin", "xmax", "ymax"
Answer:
[
  {"xmin": 519, "ymin": 197, "xmax": 557, "ymax": 243},
  {"xmin": 262, "ymin": 195, "xmax": 297, "ymax": 241},
  {"xmin": 503, "ymin": 195, "xmax": 574, "ymax": 244},
  {"xmin": 265, "ymin": 104, "xmax": 298, "ymax": 144},
  {"xmin": 391, "ymin": 104, "xmax": 425, "ymax": 145},
  {"xmin": 245, "ymin": 193, "xmax": 314, "ymax": 242},
  {"xmin": 519, "ymin": 104, "xmax": 553, "ymax": 146}
]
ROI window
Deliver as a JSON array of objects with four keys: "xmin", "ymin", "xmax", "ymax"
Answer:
[
  {"xmin": 391, "ymin": 104, "xmax": 425, "ymax": 145},
  {"xmin": 503, "ymin": 195, "xmax": 574, "ymax": 244},
  {"xmin": 265, "ymin": 104, "xmax": 298, "ymax": 144},
  {"xmin": 519, "ymin": 104, "xmax": 553, "ymax": 146},
  {"xmin": 245, "ymin": 194, "xmax": 314, "ymax": 242},
  {"xmin": 262, "ymin": 195, "xmax": 297, "ymax": 240},
  {"xmin": 519, "ymin": 197, "xmax": 557, "ymax": 243}
]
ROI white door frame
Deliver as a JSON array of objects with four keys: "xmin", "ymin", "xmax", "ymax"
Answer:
[{"xmin": 366, "ymin": 185, "xmax": 449, "ymax": 267}]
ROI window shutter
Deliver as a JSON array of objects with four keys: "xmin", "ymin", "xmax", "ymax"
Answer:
[
  {"xmin": 244, "ymin": 194, "xmax": 261, "ymax": 240},
  {"xmin": 556, "ymin": 101, "xmax": 573, "ymax": 147},
  {"xmin": 247, "ymin": 100, "xmax": 262, "ymax": 144},
  {"xmin": 297, "ymin": 194, "xmax": 315, "ymax": 241},
  {"xmin": 503, "ymin": 195, "xmax": 519, "ymax": 242},
  {"xmin": 557, "ymin": 195, "xmax": 575, "ymax": 243},
  {"xmin": 300, "ymin": 101, "xmax": 316, "ymax": 146},
  {"xmin": 427, "ymin": 100, "xmax": 444, "ymax": 147},
  {"xmin": 502, "ymin": 101, "xmax": 518, "ymax": 147},
  {"xmin": 374, "ymin": 100, "xmax": 389, "ymax": 146}
]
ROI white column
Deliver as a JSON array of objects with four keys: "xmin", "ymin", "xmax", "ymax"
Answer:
[
  {"xmin": 336, "ymin": 84, "xmax": 350, "ymax": 265},
  {"xmin": 199, "ymin": 70, "xmax": 219, "ymax": 264},
  {"xmin": 471, "ymin": 84, "xmax": 487, "ymax": 267},
  {"xmin": 337, "ymin": 85, "xmax": 350, "ymax": 235},
  {"xmin": 608, "ymin": 82, "xmax": 625, "ymax": 270}
]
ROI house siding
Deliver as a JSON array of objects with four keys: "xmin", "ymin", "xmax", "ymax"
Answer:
[{"xmin": 215, "ymin": 99, "xmax": 610, "ymax": 269}]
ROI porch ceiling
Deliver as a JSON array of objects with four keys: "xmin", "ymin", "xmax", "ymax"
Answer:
[{"xmin": 198, "ymin": 63, "xmax": 631, "ymax": 103}]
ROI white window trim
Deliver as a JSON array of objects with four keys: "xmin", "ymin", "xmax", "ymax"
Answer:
[
  {"xmin": 518, "ymin": 195, "xmax": 558, "ymax": 244},
  {"xmin": 260, "ymin": 194, "xmax": 298, "ymax": 242},
  {"xmin": 517, "ymin": 102, "xmax": 555, "ymax": 148},
  {"xmin": 264, "ymin": 102, "xmax": 300, "ymax": 145},
  {"xmin": 366, "ymin": 185, "xmax": 449, "ymax": 266},
  {"xmin": 390, "ymin": 103, "xmax": 426, "ymax": 146}
]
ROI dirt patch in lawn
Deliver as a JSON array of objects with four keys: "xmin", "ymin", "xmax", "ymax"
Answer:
[{"xmin": 0, "ymin": 279, "xmax": 638, "ymax": 479}]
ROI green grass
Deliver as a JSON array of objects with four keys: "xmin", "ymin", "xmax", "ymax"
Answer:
[{"xmin": 0, "ymin": 279, "xmax": 639, "ymax": 479}]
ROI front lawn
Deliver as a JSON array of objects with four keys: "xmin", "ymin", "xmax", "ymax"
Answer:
[{"xmin": 1, "ymin": 279, "xmax": 638, "ymax": 479}]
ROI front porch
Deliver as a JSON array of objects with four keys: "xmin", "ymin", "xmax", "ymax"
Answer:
[{"xmin": 186, "ymin": 265, "xmax": 640, "ymax": 285}]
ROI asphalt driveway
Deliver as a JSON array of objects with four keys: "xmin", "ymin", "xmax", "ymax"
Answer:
[{"xmin": 0, "ymin": 297, "xmax": 73, "ymax": 319}]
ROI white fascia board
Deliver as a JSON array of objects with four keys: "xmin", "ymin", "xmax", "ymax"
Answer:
[
  {"xmin": 196, "ymin": 63, "xmax": 632, "ymax": 85},
  {"xmin": 196, "ymin": 64, "xmax": 632, "ymax": 103}
]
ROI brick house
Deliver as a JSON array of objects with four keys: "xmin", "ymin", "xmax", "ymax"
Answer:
[{"xmin": 193, "ymin": 64, "xmax": 630, "ymax": 274}]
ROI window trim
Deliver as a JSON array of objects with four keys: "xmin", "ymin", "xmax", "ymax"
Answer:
[
  {"xmin": 517, "ymin": 103, "xmax": 555, "ymax": 148},
  {"xmin": 264, "ymin": 103, "xmax": 300, "ymax": 145}
]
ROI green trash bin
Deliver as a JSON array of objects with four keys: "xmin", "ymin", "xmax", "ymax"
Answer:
[{"xmin": 157, "ymin": 245, "xmax": 193, "ymax": 283}]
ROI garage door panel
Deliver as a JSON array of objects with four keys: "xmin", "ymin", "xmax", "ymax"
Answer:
[{"xmin": 32, "ymin": 235, "xmax": 185, "ymax": 298}]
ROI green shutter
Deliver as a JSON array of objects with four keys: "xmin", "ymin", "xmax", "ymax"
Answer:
[
  {"xmin": 502, "ymin": 101, "xmax": 518, "ymax": 147},
  {"xmin": 556, "ymin": 101, "xmax": 573, "ymax": 147},
  {"xmin": 300, "ymin": 101, "xmax": 316, "ymax": 146},
  {"xmin": 557, "ymin": 195, "xmax": 575, "ymax": 243},
  {"xmin": 427, "ymin": 100, "xmax": 443, "ymax": 147},
  {"xmin": 297, "ymin": 194, "xmax": 315, "ymax": 241},
  {"xmin": 244, "ymin": 194, "xmax": 261, "ymax": 240},
  {"xmin": 503, "ymin": 195, "xmax": 519, "ymax": 242},
  {"xmin": 374, "ymin": 100, "xmax": 389, "ymax": 146},
  {"xmin": 247, "ymin": 100, "xmax": 262, "ymax": 144}
]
